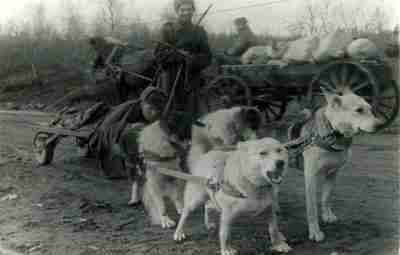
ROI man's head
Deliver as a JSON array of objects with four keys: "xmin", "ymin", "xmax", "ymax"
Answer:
[
  {"xmin": 140, "ymin": 87, "xmax": 167, "ymax": 122},
  {"xmin": 174, "ymin": 0, "xmax": 195, "ymax": 24},
  {"xmin": 322, "ymin": 88, "xmax": 383, "ymax": 137},
  {"xmin": 234, "ymin": 17, "xmax": 248, "ymax": 32}
]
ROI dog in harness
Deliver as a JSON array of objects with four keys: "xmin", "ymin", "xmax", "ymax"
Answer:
[
  {"xmin": 139, "ymin": 106, "xmax": 263, "ymax": 229},
  {"xmin": 174, "ymin": 138, "xmax": 292, "ymax": 255},
  {"xmin": 287, "ymin": 88, "xmax": 382, "ymax": 242}
]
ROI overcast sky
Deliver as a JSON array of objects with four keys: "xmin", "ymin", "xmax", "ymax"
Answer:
[{"xmin": 0, "ymin": 0, "xmax": 398, "ymax": 35}]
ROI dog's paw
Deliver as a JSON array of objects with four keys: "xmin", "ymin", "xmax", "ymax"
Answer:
[
  {"xmin": 174, "ymin": 229, "xmax": 187, "ymax": 242},
  {"xmin": 221, "ymin": 246, "xmax": 238, "ymax": 255},
  {"xmin": 271, "ymin": 241, "xmax": 292, "ymax": 253},
  {"xmin": 128, "ymin": 199, "xmax": 142, "ymax": 207},
  {"xmin": 322, "ymin": 208, "xmax": 338, "ymax": 223},
  {"xmin": 309, "ymin": 228, "xmax": 325, "ymax": 242},
  {"xmin": 161, "ymin": 216, "xmax": 176, "ymax": 229}
]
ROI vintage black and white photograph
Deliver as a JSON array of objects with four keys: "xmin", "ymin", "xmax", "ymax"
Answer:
[{"xmin": 0, "ymin": 0, "xmax": 398, "ymax": 254}]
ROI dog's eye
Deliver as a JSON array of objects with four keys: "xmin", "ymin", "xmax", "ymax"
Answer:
[
  {"xmin": 356, "ymin": 107, "xmax": 364, "ymax": 114},
  {"xmin": 259, "ymin": 151, "xmax": 269, "ymax": 156},
  {"xmin": 276, "ymin": 148, "xmax": 283, "ymax": 154}
]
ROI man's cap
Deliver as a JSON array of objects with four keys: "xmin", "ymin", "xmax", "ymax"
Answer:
[
  {"xmin": 234, "ymin": 17, "xmax": 248, "ymax": 26},
  {"xmin": 174, "ymin": 0, "xmax": 196, "ymax": 12}
]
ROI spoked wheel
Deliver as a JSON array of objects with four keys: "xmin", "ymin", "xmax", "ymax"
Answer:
[
  {"xmin": 307, "ymin": 61, "xmax": 379, "ymax": 109},
  {"xmin": 252, "ymin": 80, "xmax": 287, "ymax": 122},
  {"xmin": 368, "ymin": 80, "xmax": 399, "ymax": 130},
  {"xmin": 201, "ymin": 75, "xmax": 251, "ymax": 112},
  {"xmin": 33, "ymin": 133, "xmax": 56, "ymax": 165}
]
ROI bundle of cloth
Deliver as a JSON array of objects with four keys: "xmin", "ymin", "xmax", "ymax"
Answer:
[{"xmin": 241, "ymin": 29, "xmax": 385, "ymax": 65}]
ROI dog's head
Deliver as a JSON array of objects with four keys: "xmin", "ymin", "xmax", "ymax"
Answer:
[
  {"xmin": 224, "ymin": 106, "xmax": 263, "ymax": 144},
  {"xmin": 323, "ymin": 89, "xmax": 383, "ymax": 137},
  {"xmin": 237, "ymin": 138, "xmax": 288, "ymax": 185},
  {"xmin": 205, "ymin": 107, "xmax": 263, "ymax": 147}
]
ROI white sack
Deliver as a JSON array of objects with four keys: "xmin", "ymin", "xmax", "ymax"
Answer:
[
  {"xmin": 283, "ymin": 36, "xmax": 319, "ymax": 63},
  {"xmin": 312, "ymin": 29, "xmax": 353, "ymax": 62},
  {"xmin": 347, "ymin": 38, "xmax": 384, "ymax": 60},
  {"xmin": 241, "ymin": 46, "xmax": 273, "ymax": 64}
]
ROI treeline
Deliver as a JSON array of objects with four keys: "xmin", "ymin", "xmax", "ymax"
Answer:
[{"xmin": 0, "ymin": 0, "xmax": 397, "ymax": 78}]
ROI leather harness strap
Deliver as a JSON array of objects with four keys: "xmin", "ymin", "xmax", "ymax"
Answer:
[{"xmin": 285, "ymin": 109, "xmax": 353, "ymax": 155}]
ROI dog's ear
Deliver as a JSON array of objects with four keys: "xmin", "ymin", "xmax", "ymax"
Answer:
[{"xmin": 321, "ymin": 87, "xmax": 342, "ymax": 109}]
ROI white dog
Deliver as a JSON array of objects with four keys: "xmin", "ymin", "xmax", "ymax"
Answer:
[
  {"xmin": 297, "ymin": 89, "xmax": 383, "ymax": 242},
  {"xmin": 140, "ymin": 107, "xmax": 263, "ymax": 229},
  {"xmin": 174, "ymin": 138, "xmax": 292, "ymax": 255}
]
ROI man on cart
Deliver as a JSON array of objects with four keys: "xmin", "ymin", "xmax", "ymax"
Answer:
[{"xmin": 156, "ymin": 0, "xmax": 212, "ymax": 141}]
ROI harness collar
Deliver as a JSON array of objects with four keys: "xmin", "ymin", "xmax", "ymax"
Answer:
[
  {"xmin": 286, "ymin": 108, "xmax": 353, "ymax": 155},
  {"xmin": 221, "ymin": 178, "xmax": 273, "ymax": 199},
  {"xmin": 311, "ymin": 109, "xmax": 353, "ymax": 152},
  {"xmin": 220, "ymin": 161, "xmax": 273, "ymax": 199}
]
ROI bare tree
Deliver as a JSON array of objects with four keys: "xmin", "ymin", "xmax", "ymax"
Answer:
[
  {"xmin": 30, "ymin": 3, "xmax": 54, "ymax": 42},
  {"xmin": 61, "ymin": 0, "xmax": 85, "ymax": 41},
  {"xmin": 97, "ymin": 0, "xmax": 126, "ymax": 36},
  {"xmin": 160, "ymin": 4, "xmax": 176, "ymax": 23},
  {"xmin": 286, "ymin": 0, "xmax": 391, "ymax": 36}
]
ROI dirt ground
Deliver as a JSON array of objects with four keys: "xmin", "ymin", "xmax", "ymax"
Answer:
[{"xmin": 0, "ymin": 111, "xmax": 398, "ymax": 255}]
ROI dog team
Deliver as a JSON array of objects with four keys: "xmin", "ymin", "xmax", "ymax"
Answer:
[{"xmin": 117, "ymin": 86, "xmax": 380, "ymax": 255}]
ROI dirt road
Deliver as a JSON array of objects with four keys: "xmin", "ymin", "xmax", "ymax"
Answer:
[{"xmin": 0, "ymin": 112, "xmax": 398, "ymax": 255}]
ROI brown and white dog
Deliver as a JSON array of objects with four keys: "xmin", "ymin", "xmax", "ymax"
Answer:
[{"xmin": 139, "ymin": 106, "xmax": 263, "ymax": 229}]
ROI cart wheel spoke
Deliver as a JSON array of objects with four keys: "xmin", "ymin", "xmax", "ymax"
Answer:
[
  {"xmin": 347, "ymin": 72, "xmax": 361, "ymax": 87},
  {"xmin": 319, "ymin": 79, "xmax": 337, "ymax": 93},
  {"xmin": 378, "ymin": 102, "xmax": 395, "ymax": 110},
  {"xmin": 329, "ymin": 70, "xmax": 340, "ymax": 88},
  {"xmin": 265, "ymin": 104, "xmax": 280, "ymax": 118},
  {"xmin": 352, "ymin": 80, "xmax": 370, "ymax": 93},
  {"xmin": 340, "ymin": 64, "xmax": 349, "ymax": 86},
  {"xmin": 266, "ymin": 101, "xmax": 285, "ymax": 108}
]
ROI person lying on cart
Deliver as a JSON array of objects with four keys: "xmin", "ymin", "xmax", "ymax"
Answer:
[
  {"xmin": 226, "ymin": 17, "xmax": 260, "ymax": 57},
  {"xmin": 156, "ymin": 0, "xmax": 212, "ymax": 141},
  {"xmin": 88, "ymin": 86, "xmax": 167, "ymax": 205},
  {"xmin": 225, "ymin": 17, "xmax": 301, "ymax": 59}
]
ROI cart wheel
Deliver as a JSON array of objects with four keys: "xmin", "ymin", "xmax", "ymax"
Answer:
[
  {"xmin": 368, "ymin": 80, "xmax": 399, "ymax": 131},
  {"xmin": 252, "ymin": 80, "xmax": 287, "ymax": 121},
  {"xmin": 33, "ymin": 133, "xmax": 56, "ymax": 165},
  {"xmin": 307, "ymin": 61, "xmax": 379, "ymax": 110},
  {"xmin": 201, "ymin": 75, "xmax": 251, "ymax": 112}
]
